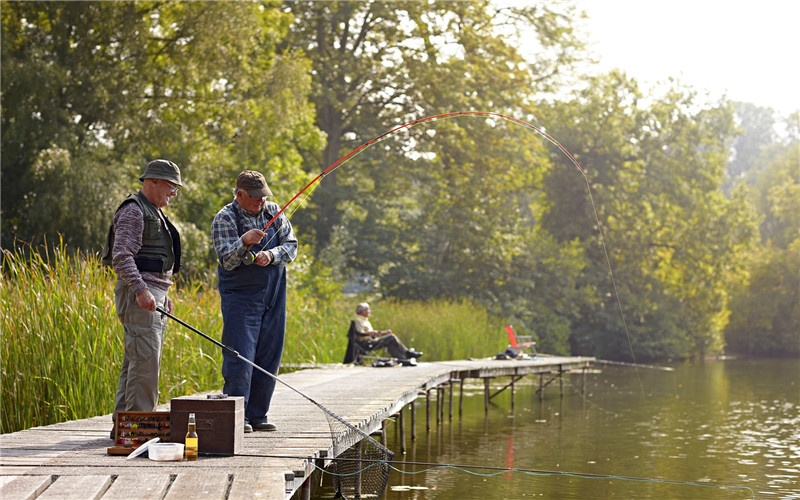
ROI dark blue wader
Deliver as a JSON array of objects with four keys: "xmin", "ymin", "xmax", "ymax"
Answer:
[{"xmin": 218, "ymin": 221, "xmax": 286, "ymax": 423}]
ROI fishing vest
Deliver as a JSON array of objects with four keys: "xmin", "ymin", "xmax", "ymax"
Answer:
[{"xmin": 102, "ymin": 192, "xmax": 181, "ymax": 274}]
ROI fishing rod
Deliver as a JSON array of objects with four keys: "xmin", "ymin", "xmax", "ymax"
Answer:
[
  {"xmin": 155, "ymin": 306, "xmax": 392, "ymax": 457},
  {"xmin": 235, "ymin": 110, "xmax": 639, "ymax": 392},
  {"xmin": 256, "ymin": 111, "xmax": 588, "ymax": 236}
]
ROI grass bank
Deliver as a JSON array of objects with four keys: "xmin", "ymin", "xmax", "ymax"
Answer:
[{"xmin": 1, "ymin": 246, "xmax": 507, "ymax": 433}]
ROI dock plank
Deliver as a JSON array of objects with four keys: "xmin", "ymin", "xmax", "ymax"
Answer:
[
  {"xmin": 37, "ymin": 475, "xmax": 112, "ymax": 500},
  {"xmin": 227, "ymin": 468, "xmax": 298, "ymax": 499},
  {"xmin": 164, "ymin": 472, "xmax": 230, "ymax": 499},
  {"xmin": 1, "ymin": 475, "xmax": 54, "ymax": 499},
  {"xmin": 103, "ymin": 474, "xmax": 171, "ymax": 500}
]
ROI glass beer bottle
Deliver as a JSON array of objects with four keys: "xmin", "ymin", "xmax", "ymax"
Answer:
[{"xmin": 185, "ymin": 412, "xmax": 198, "ymax": 461}]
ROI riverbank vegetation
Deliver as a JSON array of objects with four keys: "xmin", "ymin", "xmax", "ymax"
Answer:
[
  {"xmin": 1, "ymin": 244, "xmax": 502, "ymax": 433},
  {"xmin": 2, "ymin": 2, "xmax": 798, "ymax": 432}
]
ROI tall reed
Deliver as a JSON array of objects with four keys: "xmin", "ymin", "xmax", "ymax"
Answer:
[
  {"xmin": 1, "ymin": 245, "xmax": 506, "ymax": 433},
  {"xmin": 2, "ymin": 243, "xmax": 119, "ymax": 432}
]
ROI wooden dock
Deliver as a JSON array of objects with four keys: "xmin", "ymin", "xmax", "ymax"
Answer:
[{"xmin": 0, "ymin": 356, "xmax": 593, "ymax": 499}]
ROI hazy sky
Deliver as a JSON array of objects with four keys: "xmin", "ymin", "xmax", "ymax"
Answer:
[{"xmin": 572, "ymin": 0, "xmax": 799, "ymax": 116}]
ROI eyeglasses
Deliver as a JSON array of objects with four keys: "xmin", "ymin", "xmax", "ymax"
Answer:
[{"xmin": 160, "ymin": 180, "xmax": 180, "ymax": 195}]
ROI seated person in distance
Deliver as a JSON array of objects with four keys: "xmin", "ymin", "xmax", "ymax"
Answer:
[{"xmin": 353, "ymin": 302, "xmax": 422, "ymax": 359}]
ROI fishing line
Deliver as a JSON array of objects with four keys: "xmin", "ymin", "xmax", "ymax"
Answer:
[
  {"xmin": 236, "ymin": 452, "xmax": 756, "ymax": 498},
  {"xmin": 580, "ymin": 177, "xmax": 644, "ymax": 400},
  {"xmin": 156, "ymin": 307, "xmax": 392, "ymax": 499},
  {"xmin": 156, "ymin": 307, "xmax": 356, "ymax": 432},
  {"xmin": 257, "ymin": 110, "xmax": 639, "ymax": 386},
  {"xmin": 222, "ymin": 111, "xmax": 645, "ymax": 496}
]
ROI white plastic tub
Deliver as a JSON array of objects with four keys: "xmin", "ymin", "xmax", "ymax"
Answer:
[{"xmin": 148, "ymin": 442, "xmax": 185, "ymax": 461}]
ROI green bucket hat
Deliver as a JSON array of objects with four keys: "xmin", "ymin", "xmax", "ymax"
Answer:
[{"xmin": 139, "ymin": 159, "xmax": 182, "ymax": 186}]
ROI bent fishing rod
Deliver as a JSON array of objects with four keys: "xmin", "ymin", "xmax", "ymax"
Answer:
[
  {"xmin": 235, "ymin": 110, "xmax": 639, "ymax": 383},
  {"xmin": 264, "ymin": 111, "xmax": 586, "ymax": 232}
]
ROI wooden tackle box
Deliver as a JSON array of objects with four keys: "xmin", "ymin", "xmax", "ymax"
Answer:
[{"xmin": 169, "ymin": 395, "xmax": 244, "ymax": 456}]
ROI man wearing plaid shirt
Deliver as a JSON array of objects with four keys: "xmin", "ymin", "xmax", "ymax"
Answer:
[{"xmin": 211, "ymin": 171, "xmax": 298, "ymax": 433}]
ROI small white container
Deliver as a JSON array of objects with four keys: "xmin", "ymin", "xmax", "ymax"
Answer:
[{"xmin": 148, "ymin": 442, "xmax": 185, "ymax": 461}]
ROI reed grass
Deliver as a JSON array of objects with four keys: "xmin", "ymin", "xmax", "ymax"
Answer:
[{"xmin": 1, "ymin": 245, "xmax": 506, "ymax": 433}]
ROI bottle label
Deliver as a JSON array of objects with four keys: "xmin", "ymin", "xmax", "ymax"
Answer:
[{"xmin": 185, "ymin": 437, "xmax": 198, "ymax": 460}]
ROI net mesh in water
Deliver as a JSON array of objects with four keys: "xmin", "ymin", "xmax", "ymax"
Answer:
[
  {"xmin": 325, "ymin": 411, "xmax": 394, "ymax": 499},
  {"xmin": 157, "ymin": 310, "xmax": 394, "ymax": 499}
]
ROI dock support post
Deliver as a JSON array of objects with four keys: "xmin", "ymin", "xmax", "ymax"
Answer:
[
  {"xmin": 355, "ymin": 440, "xmax": 363, "ymax": 497},
  {"xmin": 448, "ymin": 379, "xmax": 455, "ymax": 421},
  {"xmin": 426, "ymin": 389, "xmax": 432, "ymax": 433},
  {"xmin": 316, "ymin": 450, "xmax": 328, "ymax": 488},
  {"xmin": 559, "ymin": 365, "xmax": 564, "ymax": 398},
  {"xmin": 410, "ymin": 402, "xmax": 417, "ymax": 442},
  {"xmin": 484, "ymin": 378, "xmax": 490, "ymax": 413},
  {"xmin": 459, "ymin": 378, "xmax": 464, "ymax": 418},
  {"xmin": 399, "ymin": 407, "xmax": 406, "ymax": 454},
  {"xmin": 300, "ymin": 475, "xmax": 312, "ymax": 500},
  {"xmin": 435, "ymin": 387, "xmax": 440, "ymax": 426},
  {"xmin": 538, "ymin": 373, "xmax": 544, "ymax": 401},
  {"xmin": 582, "ymin": 366, "xmax": 587, "ymax": 397},
  {"xmin": 436, "ymin": 385, "xmax": 443, "ymax": 429},
  {"xmin": 511, "ymin": 374, "xmax": 516, "ymax": 410},
  {"xmin": 438, "ymin": 386, "xmax": 445, "ymax": 425}
]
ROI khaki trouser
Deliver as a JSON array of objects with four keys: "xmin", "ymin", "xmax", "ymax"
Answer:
[{"xmin": 112, "ymin": 280, "xmax": 167, "ymax": 420}]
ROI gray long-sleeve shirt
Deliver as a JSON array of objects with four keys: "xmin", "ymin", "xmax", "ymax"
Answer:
[{"xmin": 111, "ymin": 202, "xmax": 173, "ymax": 295}]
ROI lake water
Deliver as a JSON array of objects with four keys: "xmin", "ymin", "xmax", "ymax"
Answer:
[{"xmin": 315, "ymin": 357, "xmax": 799, "ymax": 499}]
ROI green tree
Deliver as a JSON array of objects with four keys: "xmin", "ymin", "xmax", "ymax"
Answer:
[
  {"xmin": 725, "ymin": 133, "xmax": 800, "ymax": 355},
  {"xmin": 1, "ymin": 1, "xmax": 321, "ymax": 269},
  {"xmin": 751, "ymin": 138, "xmax": 800, "ymax": 249},
  {"xmin": 725, "ymin": 241, "xmax": 800, "ymax": 355},
  {"xmin": 541, "ymin": 72, "xmax": 758, "ymax": 360},
  {"xmin": 280, "ymin": 0, "xmax": 586, "ymax": 253},
  {"xmin": 276, "ymin": 1, "xmax": 591, "ymax": 351}
]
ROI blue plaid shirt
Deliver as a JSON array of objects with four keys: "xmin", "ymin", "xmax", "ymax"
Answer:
[{"xmin": 211, "ymin": 200, "xmax": 297, "ymax": 271}]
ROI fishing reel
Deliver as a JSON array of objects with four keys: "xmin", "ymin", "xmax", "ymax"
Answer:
[
  {"xmin": 243, "ymin": 248, "xmax": 272, "ymax": 265},
  {"xmin": 242, "ymin": 250, "xmax": 257, "ymax": 265}
]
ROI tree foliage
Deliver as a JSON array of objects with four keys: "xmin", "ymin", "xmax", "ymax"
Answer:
[
  {"xmin": 279, "ymin": 0, "xmax": 586, "ymax": 248},
  {"xmin": 1, "ymin": 1, "xmax": 793, "ymax": 361},
  {"xmin": 725, "ymin": 133, "xmax": 800, "ymax": 355},
  {"xmin": 539, "ymin": 73, "xmax": 759, "ymax": 360},
  {"xmin": 725, "ymin": 241, "xmax": 800, "ymax": 355},
  {"xmin": 278, "ymin": 0, "xmax": 590, "ymax": 352},
  {"xmin": 1, "ymin": 1, "xmax": 322, "ymax": 265}
]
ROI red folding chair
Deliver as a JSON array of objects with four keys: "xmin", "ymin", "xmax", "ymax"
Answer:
[{"xmin": 505, "ymin": 324, "xmax": 537, "ymax": 357}]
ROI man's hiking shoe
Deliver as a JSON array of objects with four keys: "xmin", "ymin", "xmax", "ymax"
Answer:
[{"xmin": 252, "ymin": 420, "xmax": 277, "ymax": 431}]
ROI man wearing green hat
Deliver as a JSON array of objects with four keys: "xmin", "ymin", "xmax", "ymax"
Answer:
[{"xmin": 102, "ymin": 159, "xmax": 183, "ymax": 439}]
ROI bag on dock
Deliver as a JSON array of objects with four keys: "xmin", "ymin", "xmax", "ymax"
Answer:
[
  {"xmin": 371, "ymin": 357, "xmax": 397, "ymax": 367},
  {"xmin": 496, "ymin": 347, "xmax": 531, "ymax": 360}
]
